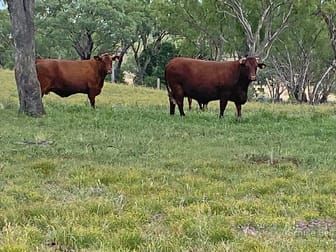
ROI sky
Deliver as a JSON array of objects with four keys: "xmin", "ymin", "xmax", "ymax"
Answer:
[{"xmin": 0, "ymin": 2, "xmax": 6, "ymax": 10}]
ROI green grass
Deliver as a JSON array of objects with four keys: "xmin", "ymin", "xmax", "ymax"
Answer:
[{"xmin": 1, "ymin": 68, "xmax": 336, "ymax": 251}]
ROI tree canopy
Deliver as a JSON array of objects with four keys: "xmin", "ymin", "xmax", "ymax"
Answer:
[{"xmin": 1, "ymin": 0, "xmax": 335, "ymax": 103}]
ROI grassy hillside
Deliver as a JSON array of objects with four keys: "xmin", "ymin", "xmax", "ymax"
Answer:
[{"xmin": 0, "ymin": 69, "xmax": 336, "ymax": 251}]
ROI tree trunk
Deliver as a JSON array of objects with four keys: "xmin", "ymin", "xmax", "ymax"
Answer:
[
  {"xmin": 114, "ymin": 43, "xmax": 130, "ymax": 82},
  {"xmin": 73, "ymin": 31, "xmax": 94, "ymax": 60},
  {"xmin": 8, "ymin": 0, "xmax": 45, "ymax": 116}
]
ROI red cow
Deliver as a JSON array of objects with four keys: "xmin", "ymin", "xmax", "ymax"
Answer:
[
  {"xmin": 165, "ymin": 56, "xmax": 265, "ymax": 120},
  {"xmin": 36, "ymin": 53, "xmax": 119, "ymax": 108}
]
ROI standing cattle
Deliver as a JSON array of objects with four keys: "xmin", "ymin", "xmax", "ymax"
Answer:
[
  {"xmin": 165, "ymin": 56, "xmax": 265, "ymax": 120},
  {"xmin": 36, "ymin": 53, "xmax": 119, "ymax": 108}
]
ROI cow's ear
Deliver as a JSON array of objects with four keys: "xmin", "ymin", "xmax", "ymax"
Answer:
[
  {"xmin": 94, "ymin": 56, "xmax": 102, "ymax": 61},
  {"xmin": 258, "ymin": 63, "xmax": 266, "ymax": 69},
  {"xmin": 112, "ymin": 55, "xmax": 120, "ymax": 61},
  {"xmin": 239, "ymin": 57, "xmax": 246, "ymax": 64}
]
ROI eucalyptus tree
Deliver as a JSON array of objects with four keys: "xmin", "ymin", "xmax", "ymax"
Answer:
[
  {"xmin": 269, "ymin": 1, "xmax": 326, "ymax": 102},
  {"xmin": 270, "ymin": 0, "xmax": 335, "ymax": 103},
  {"xmin": 313, "ymin": 0, "xmax": 336, "ymax": 103},
  {"xmin": 217, "ymin": 0, "xmax": 294, "ymax": 61},
  {"xmin": 7, "ymin": 0, "xmax": 45, "ymax": 116}
]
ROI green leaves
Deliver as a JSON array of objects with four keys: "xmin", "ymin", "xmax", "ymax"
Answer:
[
  {"xmin": 0, "ymin": 9, "xmax": 12, "ymax": 68},
  {"xmin": 35, "ymin": 0, "xmax": 127, "ymax": 58}
]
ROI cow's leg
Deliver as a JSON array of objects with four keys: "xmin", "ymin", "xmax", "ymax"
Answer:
[
  {"xmin": 88, "ymin": 89, "xmax": 102, "ymax": 108},
  {"xmin": 198, "ymin": 101, "xmax": 203, "ymax": 110},
  {"xmin": 169, "ymin": 100, "xmax": 176, "ymax": 115},
  {"xmin": 172, "ymin": 86, "xmax": 185, "ymax": 116},
  {"xmin": 39, "ymin": 79, "xmax": 50, "ymax": 97},
  {"xmin": 88, "ymin": 91, "xmax": 97, "ymax": 108},
  {"xmin": 219, "ymin": 99, "xmax": 228, "ymax": 118},
  {"xmin": 235, "ymin": 102, "xmax": 242, "ymax": 122},
  {"xmin": 40, "ymin": 89, "xmax": 45, "ymax": 97},
  {"xmin": 188, "ymin": 97, "xmax": 192, "ymax": 110},
  {"xmin": 168, "ymin": 85, "xmax": 185, "ymax": 116},
  {"xmin": 169, "ymin": 96, "xmax": 184, "ymax": 116},
  {"xmin": 176, "ymin": 96, "xmax": 185, "ymax": 116},
  {"xmin": 168, "ymin": 91, "xmax": 176, "ymax": 115}
]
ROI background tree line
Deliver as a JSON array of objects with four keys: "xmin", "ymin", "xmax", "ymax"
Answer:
[{"xmin": 1, "ymin": 0, "xmax": 335, "ymax": 104}]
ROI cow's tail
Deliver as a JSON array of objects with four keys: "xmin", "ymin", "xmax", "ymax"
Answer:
[{"xmin": 164, "ymin": 68, "xmax": 177, "ymax": 105}]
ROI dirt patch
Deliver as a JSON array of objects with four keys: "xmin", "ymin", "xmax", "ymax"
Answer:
[
  {"xmin": 244, "ymin": 153, "xmax": 301, "ymax": 166},
  {"xmin": 294, "ymin": 219, "xmax": 336, "ymax": 237},
  {"xmin": 238, "ymin": 219, "xmax": 336, "ymax": 238}
]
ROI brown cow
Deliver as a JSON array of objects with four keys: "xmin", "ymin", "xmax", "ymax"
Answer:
[
  {"xmin": 165, "ymin": 56, "xmax": 265, "ymax": 120},
  {"xmin": 36, "ymin": 53, "xmax": 119, "ymax": 108}
]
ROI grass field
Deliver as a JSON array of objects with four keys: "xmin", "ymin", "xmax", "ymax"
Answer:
[{"xmin": 1, "ymin": 68, "xmax": 336, "ymax": 251}]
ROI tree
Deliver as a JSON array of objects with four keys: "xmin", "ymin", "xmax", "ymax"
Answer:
[
  {"xmin": 313, "ymin": 0, "xmax": 336, "ymax": 103},
  {"xmin": 142, "ymin": 41, "xmax": 177, "ymax": 87},
  {"xmin": 7, "ymin": 0, "xmax": 45, "ymax": 116},
  {"xmin": 35, "ymin": 0, "xmax": 123, "ymax": 60},
  {"xmin": 157, "ymin": 0, "xmax": 238, "ymax": 60},
  {"xmin": 122, "ymin": 0, "xmax": 168, "ymax": 85},
  {"xmin": 270, "ymin": 0, "xmax": 335, "ymax": 103},
  {"xmin": 218, "ymin": 0, "xmax": 294, "ymax": 60},
  {"xmin": 131, "ymin": 29, "xmax": 167, "ymax": 85}
]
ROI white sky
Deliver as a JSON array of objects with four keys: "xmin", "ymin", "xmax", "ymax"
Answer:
[{"xmin": 0, "ymin": 2, "xmax": 7, "ymax": 10}]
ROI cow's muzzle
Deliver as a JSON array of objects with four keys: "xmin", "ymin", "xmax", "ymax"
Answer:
[
  {"xmin": 107, "ymin": 69, "xmax": 112, "ymax": 74},
  {"xmin": 250, "ymin": 75, "xmax": 256, "ymax": 81}
]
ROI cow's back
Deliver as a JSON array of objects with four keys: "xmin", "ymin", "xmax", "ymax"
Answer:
[{"xmin": 42, "ymin": 60, "xmax": 98, "ymax": 83}]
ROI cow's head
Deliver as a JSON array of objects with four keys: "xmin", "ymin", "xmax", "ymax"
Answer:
[
  {"xmin": 94, "ymin": 53, "xmax": 120, "ymax": 74},
  {"xmin": 239, "ymin": 56, "xmax": 266, "ymax": 81}
]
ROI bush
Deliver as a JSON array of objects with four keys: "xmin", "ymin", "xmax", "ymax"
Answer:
[{"xmin": 143, "ymin": 76, "xmax": 161, "ymax": 89}]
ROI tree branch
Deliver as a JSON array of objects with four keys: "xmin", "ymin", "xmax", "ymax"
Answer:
[
  {"xmin": 220, "ymin": 0, "xmax": 294, "ymax": 60},
  {"xmin": 222, "ymin": 0, "xmax": 254, "ymax": 48},
  {"xmin": 312, "ymin": 60, "xmax": 335, "ymax": 103}
]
